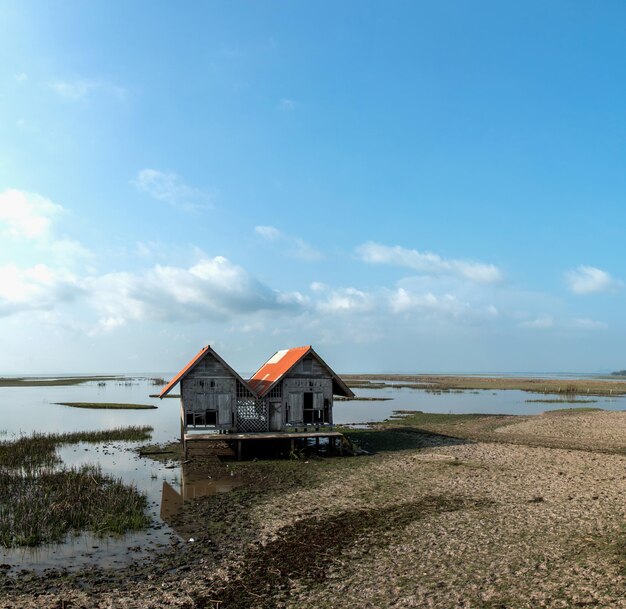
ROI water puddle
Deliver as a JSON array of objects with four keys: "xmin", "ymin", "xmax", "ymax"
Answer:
[{"xmin": 160, "ymin": 466, "xmax": 243, "ymax": 540}]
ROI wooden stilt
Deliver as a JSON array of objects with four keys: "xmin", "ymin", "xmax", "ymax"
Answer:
[{"xmin": 237, "ymin": 440, "xmax": 242, "ymax": 461}]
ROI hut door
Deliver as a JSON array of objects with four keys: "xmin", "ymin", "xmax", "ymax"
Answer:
[
  {"xmin": 217, "ymin": 394, "xmax": 231, "ymax": 426},
  {"xmin": 288, "ymin": 393, "xmax": 303, "ymax": 423},
  {"xmin": 269, "ymin": 401, "xmax": 282, "ymax": 431},
  {"xmin": 313, "ymin": 392, "xmax": 324, "ymax": 423}
]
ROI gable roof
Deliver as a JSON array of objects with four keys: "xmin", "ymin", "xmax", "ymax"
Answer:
[
  {"xmin": 248, "ymin": 345, "xmax": 354, "ymax": 398},
  {"xmin": 159, "ymin": 345, "xmax": 256, "ymax": 398}
]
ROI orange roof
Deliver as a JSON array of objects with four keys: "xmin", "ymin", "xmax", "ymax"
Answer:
[
  {"xmin": 159, "ymin": 346, "xmax": 210, "ymax": 398},
  {"xmin": 161, "ymin": 344, "xmax": 354, "ymax": 400},
  {"xmin": 248, "ymin": 346, "xmax": 311, "ymax": 396},
  {"xmin": 159, "ymin": 345, "xmax": 256, "ymax": 399}
]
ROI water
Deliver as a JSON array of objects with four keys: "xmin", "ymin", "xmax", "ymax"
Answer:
[
  {"xmin": 1, "ymin": 375, "xmax": 624, "ymax": 573},
  {"xmin": 335, "ymin": 385, "xmax": 626, "ymax": 422}
]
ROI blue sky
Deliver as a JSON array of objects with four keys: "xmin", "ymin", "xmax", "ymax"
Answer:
[{"xmin": 1, "ymin": 1, "xmax": 625, "ymax": 374}]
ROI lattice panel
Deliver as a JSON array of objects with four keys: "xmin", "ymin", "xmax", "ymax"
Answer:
[
  {"xmin": 236, "ymin": 399, "xmax": 268, "ymax": 432},
  {"xmin": 267, "ymin": 384, "xmax": 282, "ymax": 399}
]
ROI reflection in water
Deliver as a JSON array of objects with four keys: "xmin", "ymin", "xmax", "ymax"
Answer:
[{"xmin": 160, "ymin": 465, "xmax": 243, "ymax": 539}]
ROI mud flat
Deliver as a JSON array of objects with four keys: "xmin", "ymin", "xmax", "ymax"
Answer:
[
  {"xmin": 3, "ymin": 409, "xmax": 626, "ymax": 608},
  {"xmin": 343, "ymin": 373, "xmax": 626, "ymax": 396}
]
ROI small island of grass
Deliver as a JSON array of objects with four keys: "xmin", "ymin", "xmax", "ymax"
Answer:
[
  {"xmin": 55, "ymin": 402, "xmax": 157, "ymax": 410},
  {"xmin": 0, "ymin": 426, "xmax": 153, "ymax": 547}
]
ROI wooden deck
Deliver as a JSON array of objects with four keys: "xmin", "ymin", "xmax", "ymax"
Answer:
[{"xmin": 183, "ymin": 430, "xmax": 345, "ymax": 459}]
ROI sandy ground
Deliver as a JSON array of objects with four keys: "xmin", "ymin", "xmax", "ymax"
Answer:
[{"xmin": 2, "ymin": 410, "xmax": 626, "ymax": 608}]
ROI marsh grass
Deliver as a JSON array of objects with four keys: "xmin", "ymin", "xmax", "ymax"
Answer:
[
  {"xmin": 0, "ymin": 376, "xmax": 122, "ymax": 387},
  {"xmin": 0, "ymin": 427, "xmax": 153, "ymax": 471},
  {"xmin": 0, "ymin": 465, "xmax": 149, "ymax": 547},
  {"xmin": 525, "ymin": 399, "xmax": 599, "ymax": 404},
  {"xmin": 0, "ymin": 426, "xmax": 153, "ymax": 547},
  {"xmin": 55, "ymin": 402, "xmax": 157, "ymax": 410},
  {"xmin": 544, "ymin": 407, "xmax": 605, "ymax": 415}
]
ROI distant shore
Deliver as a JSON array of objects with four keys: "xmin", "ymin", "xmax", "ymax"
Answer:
[{"xmin": 343, "ymin": 374, "xmax": 626, "ymax": 396}]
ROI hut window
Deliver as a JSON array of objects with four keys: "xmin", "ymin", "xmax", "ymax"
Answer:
[
  {"xmin": 199, "ymin": 380, "xmax": 205, "ymax": 388},
  {"xmin": 210, "ymin": 380, "xmax": 215, "ymax": 388}
]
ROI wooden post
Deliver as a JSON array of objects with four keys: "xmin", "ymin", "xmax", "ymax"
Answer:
[
  {"xmin": 180, "ymin": 397, "xmax": 187, "ymax": 459},
  {"xmin": 237, "ymin": 440, "xmax": 242, "ymax": 461}
]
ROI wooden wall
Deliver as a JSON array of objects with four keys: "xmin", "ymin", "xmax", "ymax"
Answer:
[
  {"xmin": 181, "ymin": 352, "xmax": 237, "ymax": 430},
  {"xmin": 279, "ymin": 354, "xmax": 334, "ymax": 426}
]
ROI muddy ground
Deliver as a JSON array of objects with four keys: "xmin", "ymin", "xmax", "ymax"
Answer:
[{"xmin": 2, "ymin": 409, "xmax": 626, "ymax": 608}]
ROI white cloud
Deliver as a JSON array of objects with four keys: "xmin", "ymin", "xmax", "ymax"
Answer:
[
  {"xmin": 569, "ymin": 317, "xmax": 607, "ymax": 331},
  {"xmin": 520, "ymin": 315, "xmax": 608, "ymax": 331},
  {"xmin": 84, "ymin": 256, "xmax": 304, "ymax": 332},
  {"xmin": 0, "ymin": 264, "xmax": 81, "ymax": 317},
  {"xmin": 0, "ymin": 189, "xmax": 63, "ymax": 239},
  {"xmin": 356, "ymin": 242, "xmax": 502, "ymax": 284},
  {"xmin": 520, "ymin": 315, "xmax": 554, "ymax": 329},
  {"xmin": 254, "ymin": 225, "xmax": 322, "ymax": 261},
  {"xmin": 310, "ymin": 281, "xmax": 328, "ymax": 292},
  {"xmin": 565, "ymin": 266, "xmax": 621, "ymax": 295},
  {"xmin": 279, "ymin": 98, "xmax": 296, "ymax": 111},
  {"xmin": 292, "ymin": 238, "xmax": 323, "ymax": 261},
  {"xmin": 0, "ymin": 189, "xmax": 92, "ymax": 268},
  {"xmin": 388, "ymin": 287, "xmax": 499, "ymax": 323},
  {"xmin": 134, "ymin": 169, "xmax": 211, "ymax": 211},
  {"xmin": 52, "ymin": 79, "xmax": 126, "ymax": 101},
  {"xmin": 318, "ymin": 288, "xmax": 374, "ymax": 314},
  {"xmin": 255, "ymin": 225, "xmax": 281, "ymax": 240},
  {"xmin": 389, "ymin": 288, "xmax": 466, "ymax": 317}
]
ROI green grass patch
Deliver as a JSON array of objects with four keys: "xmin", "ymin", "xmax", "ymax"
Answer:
[{"xmin": 56, "ymin": 402, "xmax": 157, "ymax": 410}]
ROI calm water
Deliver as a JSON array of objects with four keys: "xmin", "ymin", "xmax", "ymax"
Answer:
[{"xmin": 1, "ymin": 375, "xmax": 624, "ymax": 573}]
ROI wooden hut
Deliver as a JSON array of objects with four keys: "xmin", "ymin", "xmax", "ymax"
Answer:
[
  {"xmin": 159, "ymin": 345, "xmax": 354, "ymax": 451},
  {"xmin": 159, "ymin": 345, "xmax": 257, "ymax": 437},
  {"xmin": 247, "ymin": 346, "xmax": 354, "ymax": 431}
]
